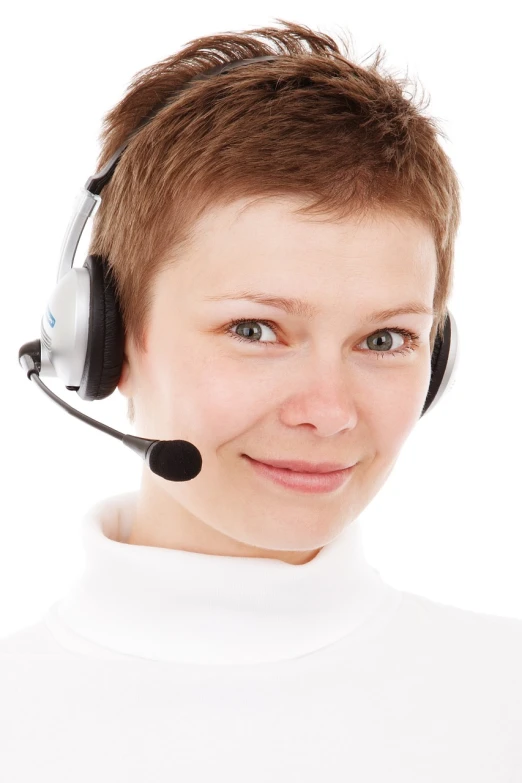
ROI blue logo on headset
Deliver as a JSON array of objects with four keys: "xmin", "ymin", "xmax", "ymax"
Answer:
[{"xmin": 46, "ymin": 306, "xmax": 56, "ymax": 328}]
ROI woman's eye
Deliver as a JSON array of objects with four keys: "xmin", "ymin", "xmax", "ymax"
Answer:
[
  {"xmin": 363, "ymin": 331, "xmax": 404, "ymax": 353},
  {"xmin": 227, "ymin": 319, "xmax": 278, "ymax": 345},
  {"xmin": 226, "ymin": 319, "xmax": 420, "ymax": 358}
]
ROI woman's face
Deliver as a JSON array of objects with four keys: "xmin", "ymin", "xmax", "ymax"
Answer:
[{"xmin": 118, "ymin": 197, "xmax": 437, "ymax": 563}]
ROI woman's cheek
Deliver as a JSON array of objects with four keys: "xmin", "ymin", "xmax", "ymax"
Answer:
[{"xmin": 197, "ymin": 362, "xmax": 270, "ymax": 420}]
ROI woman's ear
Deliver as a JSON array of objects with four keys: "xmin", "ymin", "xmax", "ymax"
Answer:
[
  {"xmin": 117, "ymin": 338, "xmax": 134, "ymax": 398},
  {"xmin": 117, "ymin": 354, "xmax": 132, "ymax": 398}
]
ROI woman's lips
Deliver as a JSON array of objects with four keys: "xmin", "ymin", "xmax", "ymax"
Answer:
[
  {"xmin": 248, "ymin": 457, "xmax": 354, "ymax": 473},
  {"xmin": 244, "ymin": 456, "xmax": 355, "ymax": 494}
]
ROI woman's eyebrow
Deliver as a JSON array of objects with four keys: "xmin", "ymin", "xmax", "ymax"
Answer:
[{"xmin": 203, "ymin": 291, "xmax": 434, "ymax": 322}]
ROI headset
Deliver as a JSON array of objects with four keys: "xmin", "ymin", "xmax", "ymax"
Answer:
[{"xmin": 18, "ymin": 55, "xmax": 459, "ymax": 481}]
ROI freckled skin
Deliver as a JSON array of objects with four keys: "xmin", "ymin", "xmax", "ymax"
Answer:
[{"xmin": 118, "ymin": 196, "xmax": 436, "ymax": 564}]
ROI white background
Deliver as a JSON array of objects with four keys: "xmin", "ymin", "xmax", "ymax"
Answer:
[{"xmin": 1, "ymin": 0, "xmax": 520, "ymax": 637}]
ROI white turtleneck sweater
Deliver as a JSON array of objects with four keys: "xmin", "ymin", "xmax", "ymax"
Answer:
[{"xmin": 1, "ymin": 492, "xmax": 521, "ymax": 782}]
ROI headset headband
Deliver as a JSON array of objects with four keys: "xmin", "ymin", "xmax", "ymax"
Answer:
[{"xmin": 56, "ymin": 55, "xmax": 280, "ymax": 284}]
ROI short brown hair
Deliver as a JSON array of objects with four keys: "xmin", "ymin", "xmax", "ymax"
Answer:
[{"xmin": 87, "ymin": 19, "xmax": 461, "ymax": 423}]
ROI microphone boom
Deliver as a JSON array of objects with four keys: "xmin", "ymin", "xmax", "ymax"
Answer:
[{"xmin": 18, "ymin": 341, "xmax": 202, "ymax": 482}]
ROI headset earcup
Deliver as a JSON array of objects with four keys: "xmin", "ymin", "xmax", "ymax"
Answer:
[
  {"xmin": 421, "ymin": 310, "xmax": 453, "ymax": 417},
  {"xmin": 78, "ymin": 254, "xmax": 125, "ymax": 401}
]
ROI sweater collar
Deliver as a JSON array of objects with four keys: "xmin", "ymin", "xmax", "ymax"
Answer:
[{"xmin": 46, "ymin": 491, "xmax": 398, "ymax": 665}]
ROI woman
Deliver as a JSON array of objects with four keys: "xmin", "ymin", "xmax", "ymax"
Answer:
[{"xmin": 3, "ymin": 19, "xmax": 522, "ymax": 781}]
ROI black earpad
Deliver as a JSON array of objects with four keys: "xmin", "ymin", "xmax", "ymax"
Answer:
[
  {"xmin": 421, "ymin": 312, "xmax": 452, "ymax": 417},
  {"xmin": 79, "ymin": 254, "xmax": 125, "ymax": 401}
]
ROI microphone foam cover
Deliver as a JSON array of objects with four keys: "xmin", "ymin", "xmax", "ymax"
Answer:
[{"xmin": 148, "ymin": 439, "xmax": 202, "ymax": 482}]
